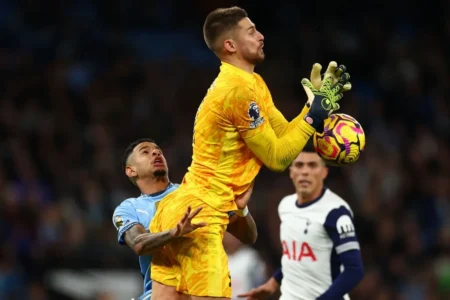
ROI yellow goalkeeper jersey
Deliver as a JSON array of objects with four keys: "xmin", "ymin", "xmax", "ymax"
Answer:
[{"xmin": 182, "ymin": 62, "xmax": 314, "ymax": 212}]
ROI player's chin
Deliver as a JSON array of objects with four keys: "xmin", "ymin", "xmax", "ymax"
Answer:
[
  {"xmin": 297, "ymin": 187, "xmax": 312, "ymax": 196},
  {"xmin": 153, "ymin": 168, "xmax": 167, "ymax": 177},
  {"xmin": 256, "ymin": 53, "xmax": 265, "ymax": 63},
  {"xmin": 249, "ymin": 52, "xmax": 265, "ymax": 64}
]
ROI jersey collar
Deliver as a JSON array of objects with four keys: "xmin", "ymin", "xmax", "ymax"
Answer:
[
  {"xmin": 140, "ymin": 182, "xmax": 174, "ymax": 198},
  {"xmin": 295, "ymin": 187, "xmax": 327, "ymax": 208},
  {"xmin": 220, "ymin": 61, "xmax": 256, "ymax": 85}
]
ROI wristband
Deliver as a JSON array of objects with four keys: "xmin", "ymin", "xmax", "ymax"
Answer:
[
  {"xmin": 273, "ymin": 268, "xmax": 283, "ymax": 284},
  {"xmin": 235, "ymin": 206, "xmax": 249, "ymax": 217}
]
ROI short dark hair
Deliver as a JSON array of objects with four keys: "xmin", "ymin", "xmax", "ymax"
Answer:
[
  {"xmin": 203, "ymin": 6, "xmax": 248, "ymax": 53},
  {"xmin": 303, "ymin": 139, "xmax": 317, "ymax": 153},
  {"xmin": 122, "ymin": 138, "xmax": 156, "ymax": 173},
  {"xmin": 303, "ymin": 139, "xmax": 327, "ymax": 165}
]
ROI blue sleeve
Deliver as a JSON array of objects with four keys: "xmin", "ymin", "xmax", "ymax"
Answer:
[
  {"xmin": 112, "ymin": 200, "xmax": 141, "ymax": 245},
  {"xmin": 318, "ymin": 206, "xmax": 364, "ymax": 299},
  {"xmin": 273, "ymin": 268, "xmax": 283, "ymax": 284},
  {"xmin": 316, "ymin": 250, "xmax": 364, "ymax": 300},
  {"xmin": 324, "ymin": 206, "xmax": 360, "ymax": 254}
]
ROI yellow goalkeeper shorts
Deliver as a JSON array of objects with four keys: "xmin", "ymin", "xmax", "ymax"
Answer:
[{"xmin": 150, "ymin": 189, "xmax": 231, "ymax": 298}]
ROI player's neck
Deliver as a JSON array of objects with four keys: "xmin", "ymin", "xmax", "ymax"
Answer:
[
  {"xmin": 138, "ymin": 177, "xmax": 170, "ymax": 195},
  {"xmin": 221, "ymin": 56, "xmax": 255, "ymax": 74},
  {"xmin": 296, "ymin": 185, "xmax": 324, "ymax": 206}
]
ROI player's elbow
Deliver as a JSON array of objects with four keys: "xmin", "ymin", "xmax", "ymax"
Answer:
[
  {"xmin": 241, "ymin": 229, "xmax": 258, "ymax": 245},
  {"xmin": 132, "ymin": 238, "xmax": 154, "ymax": 256},
  {"xmin": 237, "ymin": 233, "xmax": 257, "ymax": 245},
  {"xmin": 133, "ymin": 242, "xmax": 145, "ymax": 256},
  {"xmin": 248, "ymin": 230, "xmax": 258, "ymax": 244}
]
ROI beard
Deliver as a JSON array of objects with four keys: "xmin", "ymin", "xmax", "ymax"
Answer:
[
  {"xmin": 153, "ymin": 169, "xmax": 167, "ymax": 177},
  {"xmin": 246, "ymin": 50, "xmax": 265, "ymax": 65}
]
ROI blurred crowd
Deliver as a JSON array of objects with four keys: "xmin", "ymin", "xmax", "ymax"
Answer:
[{"xmin": 0, "ymin": 1, "xmax": 449, "ymax": 299}]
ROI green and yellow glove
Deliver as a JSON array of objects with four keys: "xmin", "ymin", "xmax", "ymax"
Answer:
[
  {"xmin": 309, "ymin": 61, "xmax": 352, "ymax": 91},
  {"xmin": 302, "ymin": 71, "xmax": 350, "ymax": 130}
]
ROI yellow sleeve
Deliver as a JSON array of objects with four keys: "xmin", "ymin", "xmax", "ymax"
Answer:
[
  {"xmin": 267, "ymin": 104, "xmax": 310, "ymax": 137},
  {"xmin": 224, "ymin": 87, "xmax": 315, "ymax": 172},
  {"xmin": 260, "ymin": 74, "xmax": 310, "ymax": 137},
  {"xmin": 244, "ymin": 119, "xmax": 315, "ymax": 172}
]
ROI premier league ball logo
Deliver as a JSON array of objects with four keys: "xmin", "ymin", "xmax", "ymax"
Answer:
[{"xmin": 248, "ymin": 101, "xmax": 264, "ymax": 128}]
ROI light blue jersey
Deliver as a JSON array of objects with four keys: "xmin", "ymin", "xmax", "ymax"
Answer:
[{"xmin": 112, "ymin": 183, "xmax": 179, "ymax": 300}]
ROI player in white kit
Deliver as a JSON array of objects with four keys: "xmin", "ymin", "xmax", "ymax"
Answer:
[{"xmin": 239, "ymin": 141, "xmax": 364, "ymax": 300}]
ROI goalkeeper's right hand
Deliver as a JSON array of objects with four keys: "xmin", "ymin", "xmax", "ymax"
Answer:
[{"xmin": 302, "ymin": 71, "xmax": 350, "ymax": 130}]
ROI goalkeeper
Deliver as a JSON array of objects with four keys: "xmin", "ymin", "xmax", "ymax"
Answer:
[{"xmin": 150, "ymin": 6, "xmax": 352, "ymax": 300}]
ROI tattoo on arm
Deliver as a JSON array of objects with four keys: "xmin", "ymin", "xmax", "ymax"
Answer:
[
  {"xmin": 123, "ymin": 224, "xmax": 174, "ymax": 256},
  {"xmin": 123, "ymin": 224, "xmax": 147, "ymax": 250}
]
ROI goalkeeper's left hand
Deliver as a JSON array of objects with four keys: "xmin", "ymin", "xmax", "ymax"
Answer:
[
  {"xmin": 302, "ymin": 71, "xmax": 351, "ymax": 130},
  {"xmin": 309, "ymin": 61, "xmax": 352, "ymax": 91}
]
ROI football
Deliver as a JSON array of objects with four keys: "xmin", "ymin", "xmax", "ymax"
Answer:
[{"xmin": 313, "ymin": 114, "xmax": 365, "ymax": 166}]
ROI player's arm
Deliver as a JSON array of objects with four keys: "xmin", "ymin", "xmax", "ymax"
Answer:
[
  {"xmin": 132, "ymin": 206, "xmax": 206, "ymax": 255},
  {"xmin": 318, "ymin": 206, "xmax": 364, "ymax": 299},
  {"xmin": 266, "ymin": 103, "xmax": 310, "ymax": 138},
  {"xmin": 224, "ymin": 87, "xmax": 313, "ymax": 172},
  {"xmin": 258, "ymin": 73, "xmax": 308, "ymax": 138},
  {"xmin": 264, "ymin": 62, "xmax": 350, "ymax": 138},
  {"xmin": 112, "ymin": 202, "xmax": 173, "ymax": 256},
  {"xmin": 226, "ymin": 74, "xmax": 348, "ymax": 172},
  {"xmin": 123, "ymin": 224, "xmax": 174, "ymax": 256},
  {"xmin": 113, "ymin": 204, "xmax": 206, "ymax": 256},
  {"xmin": 237, "ymin": 269, "xmax": 280, "ymax": 299},
  {"xmin": 227, "ymin": 180, "xmax": 258, "ymax": 244},
  {"xmin": 227, "ymin": 210, "xmax": 257, "ymax": 244}
]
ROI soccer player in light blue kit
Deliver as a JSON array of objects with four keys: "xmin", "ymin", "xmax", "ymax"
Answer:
[{"xmin": 113, "ymin": 138, "xmax": 258, "ymax": 300}]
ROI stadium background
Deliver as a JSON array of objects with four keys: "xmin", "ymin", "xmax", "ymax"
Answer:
[{"xmin": 0, "ymin": 1, "xmax": 449, "ymax": 299}]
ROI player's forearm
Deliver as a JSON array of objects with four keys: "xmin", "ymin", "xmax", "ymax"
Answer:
[
  {"xmin": 244, "ymin": 120, "xmax": 315, "ymax": 172},
  {"xmin": 227, "ymin": 212, "xmax": 258, "ymax": 244},
  {"xmin": 317, "ymin": 250, "xmax": 364, "ymax": 299},
  {"xmin": 266, "ymin": 276, "xmax": 281, "ymax": 293},
  {"xmin": 269, "ymin": 105, "xmax": 310, "ymax": 138},
  {"xmin": 133, "ymin": 230, "xmax": 175, "ymax": 256}
]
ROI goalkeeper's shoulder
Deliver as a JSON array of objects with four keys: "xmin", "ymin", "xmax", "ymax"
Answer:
[
  {"xmin": 253, "ymin": 72, "xmax": 269, "ymax": 88},
  {"xmin": 253, "ymin": 72, "xmax": 273, "ymax": 103},
  {"xmin": 253, "ymin": 72, "xmax": 264, "ymax": 81},
  {"xmin": 223, "ymin": 82, "xmax": 255, "ymax": 103}
]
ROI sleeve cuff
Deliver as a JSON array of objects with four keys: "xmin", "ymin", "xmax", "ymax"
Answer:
[
  {"xmin": 117, "ymin": 221, "xmax": 140, "ymax": 244},
  {"xmin": 335, "ymin": 241, "xmax": 360, "ymax": 254},
  {"xmin": 273, "ymin": 268, "xmax": 283, "ymax": 284}
]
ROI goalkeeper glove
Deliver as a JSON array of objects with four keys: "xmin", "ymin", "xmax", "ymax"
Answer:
[
  {"xmin": 302, "ymin": 71, "xmax": 350, "ymax": 130},
  {"xmin": 310, "ymin": 61, "xmax": 352, "ymax": 91}
]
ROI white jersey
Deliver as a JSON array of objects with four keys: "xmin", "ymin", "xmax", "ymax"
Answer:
[
  {"xmin": 228, "ymin": 246, "xmax": 267, "ymax": 299},
  {"xmin": 279, "ymin": 188, "xmax": 359, "ymax": 300}
]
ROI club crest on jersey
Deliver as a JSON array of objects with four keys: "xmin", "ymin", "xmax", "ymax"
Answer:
[
  {"xmin": 114, "ymin": 216, "xmax": 123, "ymax": 227},
  {"xmin": 248, "ymin": 101, "xmax": 264, "ymax": 128}
]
